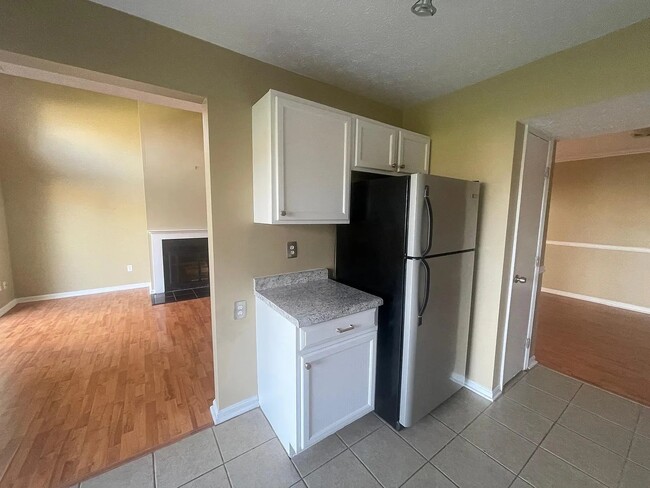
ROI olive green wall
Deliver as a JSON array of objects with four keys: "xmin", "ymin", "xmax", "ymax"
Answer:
[
  {"xmin": 138, "ymin": 102, "xmax": 207, "ymax": 231},
  {"xmin": 0, "ymin": 0, "xmax": 401, "ymax": 407},
  {"xmin": 543, "ymin": 153, "xmax": 650, "ymax": 308},
  {"xmin": 0, "ymin": 74, "xmax": 151, "ymax": 297},
  {"xmin": 0, "ymin": 185, "xmax": 14, "ymax": 310},
  {"xmin": 403, "ymin": 19, "xmax": 650, "ymax": 390}
]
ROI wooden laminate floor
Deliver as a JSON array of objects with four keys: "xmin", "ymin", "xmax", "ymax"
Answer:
[
  {"xmin": 535, "ymin": 292, "xmax": 650, "ymax": 406},
  {"xmin": 0, "ymin": 289, "xmax": 214, "ymax": 488}
]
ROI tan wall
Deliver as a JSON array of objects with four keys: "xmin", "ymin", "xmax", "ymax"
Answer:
[
  {"xmin": 542, "ymin": 153, "xmax": 650, "ymax": 307},
  {"xmin": 403, "ymin": 19, "xmax": 650, "ymax": 389},
  {"xmin": 543, "ymin": 247, "xmax": 650, "ymax": 308},
  {"xmin": 0, "ymin": 0, "xmax": 402, "ymax": 407},
  {"xmin": 138, "ymin": 102, "xmax": 207, "ymax": 231},
  {"xmin": 0, "ymin": 185, "xmax": 15, "ymax": 309},
  {"xmin": 0, "ymin": 75, "xmax": 151, "ymax": 297},
  {"xmin": 546, "ymin": 154, "xmax": 650, "ymax": 246}
]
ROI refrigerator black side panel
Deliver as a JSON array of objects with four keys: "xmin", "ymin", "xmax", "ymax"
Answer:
[{"xmin": 335, "ymin": 175, "xmax": 409, "ymax": 429}]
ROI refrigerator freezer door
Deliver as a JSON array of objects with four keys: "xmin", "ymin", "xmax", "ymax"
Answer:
[
  {"xmin": 399, "ymin": 251, "xmax": 476, "ymax": 428},
  {"xmin": 406, "ymin": 174, "xmax": 480, "ymax": 258}
]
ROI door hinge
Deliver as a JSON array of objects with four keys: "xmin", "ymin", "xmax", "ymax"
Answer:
[
  {"xmin": 535, "ymin": 256, "xmax": 541, "ymax": 267},
  {"xmin": 525, "ymin": 338, "xmax": 531, "ymax": 349},
  {"xmin": 544, "ymin": 167, "xmax": 551, "ymax": 178}
]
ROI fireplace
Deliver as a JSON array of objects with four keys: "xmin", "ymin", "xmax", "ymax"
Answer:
[
  {"xmin": 149, "ymin": 230, "xmax": 210, "ymax": 304},
  {"xmin": 162, "ymin": 238, "xmax": 209, "ymax": 291}
]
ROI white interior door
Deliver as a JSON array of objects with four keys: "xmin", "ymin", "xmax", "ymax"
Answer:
[{"xmin": 502, "ymin": 128, "xmax": 554, "ymax": 386}]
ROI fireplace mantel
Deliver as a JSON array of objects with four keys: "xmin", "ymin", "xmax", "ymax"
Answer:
[{"xmin": 149, "ymin": 230, "xmax": 208, "ymax": 294}]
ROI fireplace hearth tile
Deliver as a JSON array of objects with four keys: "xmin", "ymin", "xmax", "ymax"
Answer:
[{"xmin": 150, "ymin": 287, "xmax": 210, "ymax": 305}]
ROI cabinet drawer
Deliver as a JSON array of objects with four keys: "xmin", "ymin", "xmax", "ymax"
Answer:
[{"xmin": 300, "ymin": 308, "xmax": 377, "ymax": 351}]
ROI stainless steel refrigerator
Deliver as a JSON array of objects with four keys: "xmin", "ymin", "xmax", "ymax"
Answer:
[{"xmin": 336, "ymin": 172, "xmax": 480, "ymax": 429}]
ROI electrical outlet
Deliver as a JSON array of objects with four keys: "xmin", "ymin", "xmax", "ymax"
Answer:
[
  {"xmin": 234, "ymin": 300, "xmax": 247, "ymax": 320},
  {"xmin": 287, "ymin": 241, "xmax": 298, "ymax": 259},
  {"xmin": 126, "ymin": 265, "xmax": 133, "ymax": 272}
]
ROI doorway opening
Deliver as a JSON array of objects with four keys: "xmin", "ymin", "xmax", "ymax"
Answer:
[
  {"xmin": 499, "ymin": 91, "xmax": 650, "ymax": 403},
  {"xmin": 0, "ymin": 51, "xmax": 216, "ymax": 488}
]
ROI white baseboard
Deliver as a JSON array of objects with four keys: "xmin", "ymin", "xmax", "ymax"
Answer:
[
  {"xmin": 17, "ymin": 282, "xmax": 151, "ymax": 304},
  {"xmin": 0, "ymin": 298, "xmax": 18, "ymax": 318},
  {"xmin": 464, "ymin": 378, "xmax": 501, "ymax": 402},
  {"xmin": 211, "ymin": 396, "xmax": 259, "ymax": 425},
  {"xmin": 541, "ymin": 288, "xmax": 650, "ymax": 315}
]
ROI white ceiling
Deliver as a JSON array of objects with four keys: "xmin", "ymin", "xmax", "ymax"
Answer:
[
  {"xmin": 556, "ymin": 129, "xmax": 650, "ymax": 162},
  {"xmin": 90, "ymin": 1, "xmax": 650, "ymax": 107},
  {"xmin": 526, "ymin": 91, "xmax": 650, "ymax": 140}
]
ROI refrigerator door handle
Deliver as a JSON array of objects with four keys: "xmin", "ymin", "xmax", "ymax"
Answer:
[
  {"xmin": 417, "ymin": 259, "xmax": 431, "ymax": 326},
  {"xmin": 423, "ymin": 185, "xmax": 433, "ymax": 257}
]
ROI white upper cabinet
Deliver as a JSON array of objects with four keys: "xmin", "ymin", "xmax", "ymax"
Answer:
[
  {"xmin": 354, "ymin": 117, "xmax": 398, "ymax": 172},
  {"xmin": 252, "ymin": 90, "xmax": 431, "ymax": 224},
  {"xmin": 353, "ymin": 119, "xmax": 430, "ymax": 175},
  {"xmin": 398, "ymin": 129, "xmax": 431, "ymax": 174},
  {"xmin": 253, "ymin": 91, "xmax": 352, "ymax": 224}
]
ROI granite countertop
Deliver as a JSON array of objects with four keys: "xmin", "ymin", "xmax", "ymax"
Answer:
[{"xmin": 254, "ymin": 268, "xmax": 383, "ymax": 327}]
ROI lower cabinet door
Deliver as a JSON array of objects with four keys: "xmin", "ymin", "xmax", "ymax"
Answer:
[{"xmin": 299, "ymin": 331, "xmax": 376, "ymax": 450}]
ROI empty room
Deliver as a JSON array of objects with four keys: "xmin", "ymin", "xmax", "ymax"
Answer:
[{"xmin": 0, "ymin": 1, "xmax": 648, "ymax": 487}]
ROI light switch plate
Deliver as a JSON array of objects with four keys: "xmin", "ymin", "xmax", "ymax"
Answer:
[
  {"xmin": 234, "ymin": 300, "xmax": 247, "ymax": 320},
  {"xmin": 287, "ymin": 241, "xmax": 298, "ymax": 259}
]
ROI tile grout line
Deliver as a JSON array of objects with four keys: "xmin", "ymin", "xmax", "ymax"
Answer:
[
  {"xmin": 151, "ymin": 452, "xmax": 157, "ymax": 488},
  {"xmin": 421, "ymin": 390, "xmax": 495, "ymax": 488},
  {"xmin": 532, "ymin": 383, "xmax": 625, "ymax": 487},
  {"xmin": 511, "ymin": 379, "xmax": 584, "ymax": 487},
  {"xmin": 398, "ymin": 461, "xmax": 460, "ymax": 488},
  {"xmin": 563, "ymin": 401, "xmax": 639, "ymax": 435},
  {"xmin": 346, "ymin": 446, "xmax": 389, "ymax": 488},
  {"xmin": 210, "ymin": 428, "xmax": 233, "ymax": 488}
]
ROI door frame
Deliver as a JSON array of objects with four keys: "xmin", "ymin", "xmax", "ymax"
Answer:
[{"xmin": 498, "ymin": 123, "xmax": 556, "ymax": 390}]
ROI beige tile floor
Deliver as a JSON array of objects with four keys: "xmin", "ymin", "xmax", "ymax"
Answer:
[{"xmin": 75, "ymin": 366, "xmax": 650, "ymax": 488}]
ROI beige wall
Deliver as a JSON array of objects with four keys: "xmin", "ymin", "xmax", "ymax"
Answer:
[
  {"xmin": 403, "ymin": 19, "xmax": 650, "ymax": 389},
  {"xmin": 542, "ymin": 153, "xmax": 650, "ymax": 307},
  {"xmin": 0, "ymin": 185, "xmax": 15, "ymax": 309},
  {"xmin": 0, "ymin": 0, "xmax": 401, "ymax": 407},
  {"xmin": 0, "ymin": 75, "xmax": 151, "ymax": 297},
  {"xmin": 138, "ymin": 102, "xmax": 207, "ymax": 231}
]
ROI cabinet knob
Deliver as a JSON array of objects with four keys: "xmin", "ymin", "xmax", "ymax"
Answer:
[
  {"xmin": 280, "ymin": 210, "xmax": 287, "ymax": 216},
  {"xmin": 304, "ymin": 363, "xmax": 311, "ymax": 370},
  {"xmin": 390, "ymin": 163, "xmax": 397, "ymax": 169},
  {"xmin": 399, "ymin": 164, "xmax": 406, "ymax": 169}
]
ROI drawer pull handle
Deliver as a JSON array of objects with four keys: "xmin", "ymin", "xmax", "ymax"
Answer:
[{"xmin": 336, "ymin": 325, "xmax": 355, "ymax": 334}]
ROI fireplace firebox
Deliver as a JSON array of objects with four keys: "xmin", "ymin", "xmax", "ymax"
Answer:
[{"xmin": 162, "ymin": 238, "xmax": 209, "ymax": 292}]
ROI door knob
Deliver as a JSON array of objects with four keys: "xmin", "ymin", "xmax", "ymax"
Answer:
[
  {"xmin": 304, "ymin": 363, "xmax": 311, "ymax": 370},
  {"xmin": 514, "ymin": 275, "xmax": 527, "ymax": 284}
]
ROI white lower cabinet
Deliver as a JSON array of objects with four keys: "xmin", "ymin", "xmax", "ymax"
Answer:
[
  {"xmin": 256, "ymin": 299, "xmax": 378, "ymax": 456},
  {"xmin": 300, "ymin": 332, "xmax": 376, "ymax": 449}
]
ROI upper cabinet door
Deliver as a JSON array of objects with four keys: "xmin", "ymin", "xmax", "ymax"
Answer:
[
  {"xmin": 398, "ymin": 130, "xmax": 431, "ymax": 174},
  {"xmin": 276, "ymin": 97, "xmax": 352, "ymax": 223},
  {"xmin": 253, "ymin": 91, "xmax": 352, "ymax": 224},
  {"xmin": 354, "ymin": 118, "xmax": 398, "ymax": 172}
]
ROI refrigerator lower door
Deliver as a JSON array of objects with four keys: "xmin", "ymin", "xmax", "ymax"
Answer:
[
  {"xmin": 399, "ymin": 251, "xmax": 476, "ymax": 428},
  {"xmin": 406, "ymin": 173, "xmax": 480, "ymax": 258}
]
